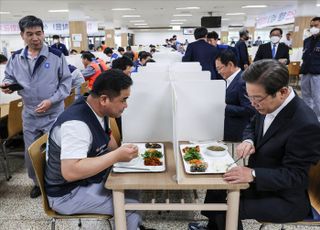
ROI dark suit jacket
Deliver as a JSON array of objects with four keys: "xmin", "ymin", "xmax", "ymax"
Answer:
[
  {"xmin": 182, "ymin": 39, "xmax": 219, "ymax": 79},
  {"xmin": 241, "ymin": 95, "xmax": 320, "ymax": 222},
  {"xmin": 235, "ymin": 40, "xmax": 249, "ymax": 70},
  {"xmin": 254, "ymin": 42, "xmax": 290, "ymax": 64},
  {"xmin": 224, "ymin": 71, "xmax": 255, "ymax": 142}
]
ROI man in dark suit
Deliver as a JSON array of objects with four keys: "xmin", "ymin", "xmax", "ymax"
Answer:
[
  {"xmin": 201, "ymin": 60, "xmax": 320, "ymax": 230},
  {"xmin": 182, "ymin": 27, "xmax": 219, "ymax": 79},
  {"xmin": 235, "ymin": 28, "xmax": 250, "ymax": 71},
  {"xmin": 215, "ymin": 50, "xmax": 255, "ymax": 142},
  {"xmin": 254, "ymin": 28, "xmax": 290, "ymax": 65}
]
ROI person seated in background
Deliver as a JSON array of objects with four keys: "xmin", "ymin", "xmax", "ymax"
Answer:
[
  {"xmin": 215, "ymin": 50, "xmax": 255, "ymax": 142},
  {"xmin": 88, "ymin": 43, "xmax": 95, "ymax": 52},
  {"xmin": 70, "ymin": 49, "xmax": 78, "ymax": 55},
  {"xmin": 111, "ymin": 56, "xmax": 134, "ymax": 77},
  {"xmin": 132, "ymin": 51, "xmax": 152, "ymax": 72},
  {"xmin": 51, "ymin": 35, "xmax": 69, "ymax": 56},
  {"xmin": 117, "ymin": 47, "xmax": 125, "ymax": 57},
  {"xmin": 197, "ymin": 60, "xmax": 320, "ymax": 230},
  {"xmin": 123, "ymin": 46, "xmax": 135, "ymax": 61},
  {"xmin": 80, "ymin": 52, "xmax": 103, "ymax": 89},
  {"xmin": 68, "ymin": 64, "xmax": 85, "ymax": 99},
  {"xmin": 103, "ymin": 47, "xmax": 119, "ymax": 66},
  {"xmin": 253, "ymin": 36, "xmax": 263, "ymax": 46},
  {"xmin": 254, "ymin": 28, "xmax": 290, "ymax": 65},
  {"xmin": 44, "ymin": 70, "xmax": 146, "ymax": 230},
  {"xmin": 100, "ymin": 40, "xmax": 107, "ymax": 51},
  {"xmin": 0, "ymin": 54, "xmax": 8, "ymax": 64}
]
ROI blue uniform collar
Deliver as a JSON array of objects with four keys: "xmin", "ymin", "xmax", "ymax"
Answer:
[{"xmin": 20, "ymin": 43, "xmax": 49, "ymax": 59}]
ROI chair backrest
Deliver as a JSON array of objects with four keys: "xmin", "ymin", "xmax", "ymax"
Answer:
[
  {"xmin": 110, "ymin": 118, "xmax": 121, "ymax": 146},
  {"xmin": 309, "ymin": 160, "xmax": 320, "ymax": 216},
  {"xmin": 28, "ymin": 133, "xmax": 56, "ymax": 217},
  {"xmin": 80, "ymin": 81, "xmax": 89, "ymax": 95},
  {"xmin": 288, "ymin": 61, "xmax": 300, "ymax": 76},
  {"xmin": 64, "ymin": 88, "xmax": 76, "ymax": 109},
  {"xmin": 7, "ymin": 98, "xmax": 23, "ymax": 138}
]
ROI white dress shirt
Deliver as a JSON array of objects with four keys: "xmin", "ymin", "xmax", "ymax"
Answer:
[
  {"xmin": 263, "ymin": 87, "xmax": 295, "ymax": 135},
  {"xmin": 226, "ymin": 68, "xmax": 241, "ymax": 88}
]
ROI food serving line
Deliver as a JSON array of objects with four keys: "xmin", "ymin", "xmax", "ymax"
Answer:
[{"xmin": 105, "ymin": 78, "xmax": 249, "ymax": 230}]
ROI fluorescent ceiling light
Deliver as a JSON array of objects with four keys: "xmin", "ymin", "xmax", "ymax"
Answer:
[
  {"xmin": 221, "ymin": 18, "xmax": 230, "ymax": 21},
  {"xmin": 170, "ymin": 22, "xmax": 183, "ymax": 25},
  {"xmin": 0, "ymin": 11, "xmax": 10, "ymax": 14},
  {"xmin": 173, "ymin": 14, "xmax": 192, "ymax": 17},
  {"xmin": 171, "ymin": 19, "xmax": 187, "ymax": 22},
  {"xmin": 122, "ymin": 15, "xmax": 141, "ymax": 18},
  {"xmin": 48, "ymin": 9, "xmax": 69, "ymax": 13},
  {"xmin": 242, "ymin": 5, "xmax": 267, "ymax": 8},
  {"xmin": 226, "ymin": 12, "xmax": 245, "ymax": 16},
  {"xmin": 172, "ymin": 25, "xmax": 181, "ymax": 30},
  {"xmin": 176, "ymin": 7, "xmax": 200, "ymax": 10},
  {"xmin": 112, "ymin": 8, "xmax": 135, "ymax": 11},
  {"xmin": 136, "ymin": 25, "xmax": 150, "ymax": 28},
  {"xmin": 130, "ymin": 20, "xmax": 145, "ymax": 22},
  {"xmin": 134, "ymin": 23, "xmax": 148, "ymax": 26},
  {"xmin": 317, "ymin": 3, "xmax": 320, "ymax": 7}
]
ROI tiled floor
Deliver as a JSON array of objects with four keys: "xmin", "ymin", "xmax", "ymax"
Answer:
[{"xmin": 0, "ymin": 153, "xmax": 319, "ymax": 230}]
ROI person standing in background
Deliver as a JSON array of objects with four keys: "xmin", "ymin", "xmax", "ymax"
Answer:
[
  {"xmin": 283, "ymin": 32, "xmax": 292, "ymax": 48},
  {"xmin": 300, "ymin": 17, "xmax": 320, "ymax": 122},
  {"xmin": 1, "ymin": 15, "xmax": 71, "ymax": 198},
  {"xmin": 51, "ymin": 35, "xmax": 69, "ymax": 56},
  {"xmin": 235, "ymin": 28, "xmax": 250, "ymax": 71}
]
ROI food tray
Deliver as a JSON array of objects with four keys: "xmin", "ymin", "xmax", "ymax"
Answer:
[
  {"xmin": 180, "ymin": 143, "xmax": 236, "ymax": 174},
  {"xmin": 113, "ymin": 143, "xmax": 166, "ymax": 173}
]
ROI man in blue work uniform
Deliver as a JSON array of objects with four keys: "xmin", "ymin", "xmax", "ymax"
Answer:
[
  {"xmin": 1, "ymin": 15, "xmax": 71, "ymax": 198},
  {"xmin": 300, "ymin": 17, "xmax": 320, "ymax": 122},
  {"xmin": 51, "ymin": 34, "xmax": 69, "ymax": 56}
]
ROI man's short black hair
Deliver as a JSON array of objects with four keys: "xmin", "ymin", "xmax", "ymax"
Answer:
[
  {"xmin": 239, "ymin": 28, "xmax": 249, "ymax": 37},
  {"xmin": 91, "ymin": 69, "xmax": 133, "ymax": 100},
  {"xmin": 118, "ymin": 47, "xmax": 125, "ymax": 53},
  {"xmin": 216, "ymin": 50, "xmax": 237, "ymax": 67},
  {"xmin": 0, "ymin": 54, "xmax": 8, "ymax": 64},
  {"xmin": 311, "ymin": 17, "xmax": 320, "ymax": 22},
  {"xmin": 270, "ymin": 28, "xmax": 283, "ymax": 35},
  {"xmin": 81, "ymin": 51, "xmax": 95, "ymax": 61},
  {"xmin": 112, "ymin": 56, "xmax": 133, "ymax": 71},
  {"xmin": 207, "ymin": 31, "xmax": 219, "ymax": 40},
  {"xmin": 104, "ymin": 47, "xmax": 113, "ymax": 55},
  {"xmin": 139, "ymin": 51, "xmax": 152, "ymax": 61},
  {"xmin": 194, "ymin": 27, "xmax": 208, "ymax": 40},
  {"xmin": 242, "ymin": 59, "xmax": 289, "ymax": 95},
  {"xmin": 19, "ymin": 15, "xmax": 44, "ymax": 32},
  {"xmin": 52, "ymin": 35, "xmax": 60, "ymax": 40}
]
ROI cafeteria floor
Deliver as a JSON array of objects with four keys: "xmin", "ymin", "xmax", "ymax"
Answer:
[{"xmin": 0, "ymin": 149, "xmax": 318, "ymax": 230}]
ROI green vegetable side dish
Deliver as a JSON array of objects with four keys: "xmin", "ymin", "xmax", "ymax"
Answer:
[
  {"xmin": 207, "ymin": 146, "xmax": 225, "ymax": 151},
  {"xmin": 183, "ymin": 148, "xmax": 202, "ymax": 161},
  {"xmin": 141, "ymin": 149, "xmax": 163, "ymax": 159}
]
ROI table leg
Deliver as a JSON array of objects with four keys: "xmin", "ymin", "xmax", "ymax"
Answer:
[
  {"xmin": 113, "ymin": 189, "xmax": 126, "ymax": 229},
  {"xmin": 225, "ymin": 189, "xmax": 240, "ymax": 230}
]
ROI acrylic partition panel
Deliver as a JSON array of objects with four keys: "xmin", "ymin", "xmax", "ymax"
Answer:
[
  {"xmin": 92, "ymin": 52, "xmax": 108, "ymax": 62},
  {"xmin": 0, "ymin": 65, "xmax": 21, "ymax": 104},
  {"xmin": 141, "ymin": 63, "xmax": 170, "ymax": 72},
  {"xmin": 169, "ymin": 62, "xmax": 202, "ymax": 72},
  {"xmin": 170, "ymin": 71, "xmax": 211, "ymax": 81},
  {"xmin": 173, "ymin": 80, "xmax": 226, "ymax": 142},
  {"xmin": 131, "ymin": 71, "xmax": 169, "ymax": 81},
  {"xmin": 153, "ymin": 52, "xmax": 183, "ymax": 64},
  {"xmin": 122, "ymin": 81, "xmax": 173, "ymax": 143},
  {"xmin": 65, "ymin": 55, "xmax": 83, "ymax": 70}
]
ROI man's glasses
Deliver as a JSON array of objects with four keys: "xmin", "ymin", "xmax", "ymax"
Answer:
[
  {"xmin": 216, "ymin": 65, "xmax": 225, "ymax": 73},
  {"xmin": 244, "ymin": 94, "xmax": 269, "ymax": 104}
]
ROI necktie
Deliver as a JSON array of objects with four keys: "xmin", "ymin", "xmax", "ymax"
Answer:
[{"xmin": 272, "ymin": 44, "xmax": 276, "ymax": 59}]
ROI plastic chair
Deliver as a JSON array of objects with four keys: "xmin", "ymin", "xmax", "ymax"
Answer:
[
  {"xmin": 288, "ymin": 61, "xmax": 301, "ymax": 89},
  {"xmin": 259, "ymin": 161, "xmax": 320, "ymax": 229},
  {"xmin": 0, "ymin": 98, "xmax": 23, "ymax": 180},
  {"xmin": 110, "ymin": 118, "xmax": 121, "ymax": 146},
  {"xmin": 64, "ymin": 88, "xmax": 76, "ymax": 109},
  {"xmin": 80, "ymin": 81, "xmax": 89, "ymax": 95},
  {"xmin": 28, "ymin": 134, "xmax": 113, "ymax": 230}
]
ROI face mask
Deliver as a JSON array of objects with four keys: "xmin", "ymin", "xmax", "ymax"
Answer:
[
  {"xmin": 53, "ymin": 39, "xmax": 59, "ymax": 44},
  {"xmin": 270, "ymin": 36, "xmax": 280, "ymax": 44},
  {"xmin": 310, "ymin": 27, "xmax": 320, "ymax": 35}
]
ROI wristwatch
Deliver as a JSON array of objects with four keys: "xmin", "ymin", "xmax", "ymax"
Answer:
[{"xmin": 251, "ymin": 169, "xmax": 256, "ymax": 178}]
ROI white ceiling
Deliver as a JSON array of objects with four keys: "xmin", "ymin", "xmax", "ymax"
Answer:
[{"xmin": 0, "ymin": 0, "xmax": 318, "ymax": 30}]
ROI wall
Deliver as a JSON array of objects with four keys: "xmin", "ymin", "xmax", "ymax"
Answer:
[
  {"xmin": 134, "ymin": 30, "xmax": 196, "ymax": 46},
  {"xmin": 0, "ymin": 35, "xmax": 24, "ymax": 56}
]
